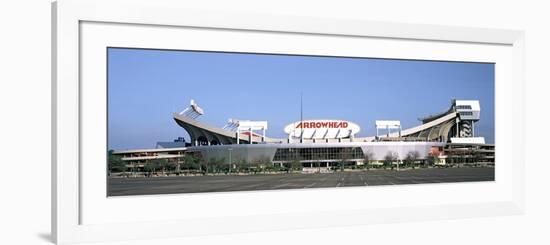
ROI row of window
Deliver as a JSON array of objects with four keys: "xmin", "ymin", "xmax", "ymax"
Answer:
[
  {"xmin": 459, "ymin": 111, "xmax": 474, "ymax": 116},
  {"xmin": 456, "ymin": 105, "xmax": 473, "ymax": 110},
  {"xmin": 273, "ymin": 147, "xmax": 365, "ymax": 162}
]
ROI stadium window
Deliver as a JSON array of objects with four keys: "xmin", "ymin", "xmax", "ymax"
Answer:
[{"xmin": 456, "ymin": 105, "xmax": 472, "ymax": 110}]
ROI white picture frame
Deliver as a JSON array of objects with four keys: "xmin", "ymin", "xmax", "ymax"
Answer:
[{"xmin": 52, "ymin": 0, "xmax": 525, "ymax": 244}]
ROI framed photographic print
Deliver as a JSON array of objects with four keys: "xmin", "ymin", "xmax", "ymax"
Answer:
[
  {"xmin": 52, "ymin": 0, "xmax": 525, "ymax": 244},
  {"xmin": 107, "ymin": 48, "xmax": 495, "ymax": 196}
]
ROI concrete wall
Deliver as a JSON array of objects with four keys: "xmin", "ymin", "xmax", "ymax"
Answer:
[
  {"xmin": 190, "ymin": 144, "xmax": 278, "ymax": 164},
  {"xmin": 360, "ymin": 142, "xmax": 444, "ymax": 161},
  {"xmin": 189, "ymin": 141, "xmax": 445, "ymax": 164}
]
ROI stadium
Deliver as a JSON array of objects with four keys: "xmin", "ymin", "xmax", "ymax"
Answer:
[{"xmin": 113, "ymin": 99, "xmax": 495, "ymax": 170}]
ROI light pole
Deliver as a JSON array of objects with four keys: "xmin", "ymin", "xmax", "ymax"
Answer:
[{"xmin": 228, "ymin": 148, "xmax": 233, "ymax": 174}]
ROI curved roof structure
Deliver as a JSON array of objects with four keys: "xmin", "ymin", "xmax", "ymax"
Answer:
[
  {"xmin": 173, "ymin": 113, "xmax": 285, "ymax": 145},
  {"xmin": 174, "ymin": 99, "xmax": 480, "ymax": 145},
  {"xmin": 385, "ymin": 99, "xmax": 480, "ymax": 142}
]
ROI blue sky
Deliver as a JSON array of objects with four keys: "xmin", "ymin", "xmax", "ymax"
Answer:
[{"xmin": 108, "ymin": 48, "xmax": 495, "ymax": 150}]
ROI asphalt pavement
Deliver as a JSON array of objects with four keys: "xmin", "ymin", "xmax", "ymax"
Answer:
[{"xmin": 108, "ymin": 167, "xmax": 494, "ymax": 196}]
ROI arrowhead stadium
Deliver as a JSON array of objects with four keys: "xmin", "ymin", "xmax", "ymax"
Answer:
[{"xmin": 114, "ymin": 99, "xmax": 494, "ymax": 170}]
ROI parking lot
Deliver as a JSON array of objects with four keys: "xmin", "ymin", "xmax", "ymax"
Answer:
[{"xmin": 108, "ymin": 167, "xmax": 494, "ymax": 196}]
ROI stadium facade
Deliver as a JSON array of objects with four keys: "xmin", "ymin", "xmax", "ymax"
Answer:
[{"xmin": 114, "ymin": 99, "xmax": 494, "ymax": 169}]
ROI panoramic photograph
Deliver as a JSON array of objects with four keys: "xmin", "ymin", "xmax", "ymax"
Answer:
[{"xmin": 107, "ymin": 47, "xmax": 495, "ymax": 196}]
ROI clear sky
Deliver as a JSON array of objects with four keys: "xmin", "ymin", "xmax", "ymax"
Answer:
[{"xmin": 108, "ymin": 48, "xmax": 495, "ymax": 150}]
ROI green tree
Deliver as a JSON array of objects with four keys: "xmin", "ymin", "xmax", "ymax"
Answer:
[
  {"xmin": 199, "ymin": 157, "xmax": 209, "ymax": 174},
  {"xmin": 144, "ymin": 160, "xmax": 158, "ymax": 177},
  {"xmin": 183, "ymin": 154, "xmax": 199, "ymax": 173},
  {"xmin": 264, "ymin": 157, "xmax": 276, "ymax": 172},
  {"xmin": 218, "ymin": 157, "xmax": 227, "ymax": 173},
  {"xmin": 426, "ymin": 155, "xmax": 437, "ymax": 168},
  {"xmin": 289, "ymin": 151, "xmax": 303, "ymax": 172},
  {"xmin": 384, "ymin": 151, "xmax": 399, "ymax": 170},
  {"xmin": 363, "ymin": 150, "xmax": 374, "ymax": 171},
  {"xmin": 208, "ymin": 158, "xmax": 217, "ymax": 173},
  {"xmin": 107, "ymin": 150, "xmax": 126, "ymax": 175},
  {"xmin": 208, "ymin": 157, "xmax": 225, "ymax": 174},
  {"xmin": 253, "ymin": 156, "xmax": 272, "ymax": 173},
  {"xmin": 174, "ymin": 158, "xmax": 181, "ymax": 173},
  {"xmin": 404, "ymin": 151, "xmax": 420, "ymax": 169},
  {"xmin": 235, "ymin": 159, "xmax": 249, "ymax": 173},
  {"xmin": 147, "ymin": 158, "xmax": 170, "ymax": 176}
]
